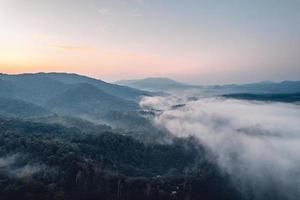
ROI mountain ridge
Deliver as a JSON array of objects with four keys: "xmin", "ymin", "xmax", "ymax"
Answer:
[
  {"xmin": 0, "ymin": 72, "xmax": 151, "ymax": 102},
  {"xmin": 0, "ymin": 73, "xmax": 149, "ymax": 123},
  {"xmin": 114, "ymin": 77, "xmax": 198, "ymax": 91},
  {"xmin": 114, "ymin": 77, "xmax": 300, "ymax": 93}
]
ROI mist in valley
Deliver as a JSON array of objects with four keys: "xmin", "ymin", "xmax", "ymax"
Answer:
[
  {"xmin": 1, "ymin": 0, "xmax": 300, "ymax": 198},
  {"xmin": 140, "ymin": 94, "xmax": 300, "ymax": 200}
]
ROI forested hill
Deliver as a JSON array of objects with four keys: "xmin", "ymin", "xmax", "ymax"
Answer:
[
  {"xmin": 0, "ymin": 73, "xmax": 150, "ymax": 102},
  {"xmin": 0, "ymin": 117, "xmax": 241, "ymax": 200},
  {"xmin": 0, "ymin": 73, "xmax": 152, "ymax": 123}
]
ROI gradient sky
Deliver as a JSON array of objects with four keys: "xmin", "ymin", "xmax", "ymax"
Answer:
[{"xmin": 0, "ymin": 0, "xmax": 299, "ymax": 84}]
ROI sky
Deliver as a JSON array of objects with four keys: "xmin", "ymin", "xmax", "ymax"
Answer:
[{"xmin": 0, "ymin": 0, "xmax": 299, "ymax": 84}]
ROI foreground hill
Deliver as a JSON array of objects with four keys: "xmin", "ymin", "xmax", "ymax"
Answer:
[
  {"xmin": 0, "ymin": 73, "xmax": 151, "ymax": 123},
  {"xmin": 0, "ymin": 74, "xmax": 68, "ymax": 105},
  {"xmin": 0, "ymin": 73, "xmax": 150, "ymax": 104},
  {"xmin": 35, "ymin": 72, "xmax": 150, "ymax": 101}
]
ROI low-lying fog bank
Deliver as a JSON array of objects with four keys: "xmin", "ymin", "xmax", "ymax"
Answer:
[{"xmin": 140, "ymin": 95, "xmax": 300, "ymax": 200}]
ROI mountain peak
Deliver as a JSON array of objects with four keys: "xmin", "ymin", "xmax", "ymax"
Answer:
[{"xmin": 114, "ymin": 77, "xmax": 194, "ymax": 92}]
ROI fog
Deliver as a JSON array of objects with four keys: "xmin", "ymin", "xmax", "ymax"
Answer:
[
  {"xmin": 0, "ymin": 154, "xmax": 47, "ymax": 178},
  {"xmin": 140, "ymin": 95, "xmax": 300, "ymax": 199}
]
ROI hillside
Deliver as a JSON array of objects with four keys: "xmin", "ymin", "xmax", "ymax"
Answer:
[
  {"xmin": 0, "ymin": 73, "xmax": 150, "ymax": 104},
  {"xmin": 47, "ymin": 83, "xmax": 137, "ymax": 117},
  {"xmin": 0, "ymin": 73, "xmax": 151, "ymax": 124},
  {"xmin": 0, "ymin": 97, "xmax": 49, "ymax": 118},
  {"xmin": 36, "ymin": 72, "xmax": 151, "ymax": 101}
]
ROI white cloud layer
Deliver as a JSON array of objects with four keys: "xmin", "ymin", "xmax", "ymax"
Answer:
[{"xmin": 140, "ymin": 95, "xmax": 300, "ymax": 199}]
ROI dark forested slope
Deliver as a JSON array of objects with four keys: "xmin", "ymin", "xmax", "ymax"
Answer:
[{"xmin": 0, "ymin": 117, "xmax": 240, "ymax": 200}]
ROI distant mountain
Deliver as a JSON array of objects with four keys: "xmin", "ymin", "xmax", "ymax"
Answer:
[
  {"xmin": 114, "ymin": 77, "xmax": 199, "ymax": 91},
  {"xmin": 212, "ymin": 80, "xmax": 300, "ymax": 94},
  {"xmin": 222, "ymin": 93, "xmax": 300, "ymax": 103},
  {"xmin": 115, "ymin": 77, "xmax": 300, "ymax": 94}
]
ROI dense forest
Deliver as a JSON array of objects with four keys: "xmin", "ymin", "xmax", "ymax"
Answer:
[{"xmin": 0, "ymin": 117, "xmax": 240, "ymax": 200}]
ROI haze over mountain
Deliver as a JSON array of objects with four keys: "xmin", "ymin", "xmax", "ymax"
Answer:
[
  {"xmin": 114, "ymin": 77, "xmax": 199, "ymax": 91},
  {"xmin": 47, "ymin": 83, "xmax": 137, "ymax": 118},
  {"xmin": 0, "ymin": 73, "xmax": 150, "ymax": 103},
  {"xmin": 115, "ymin": 77, "xmax": 300, "ymax": 95},
  {"xmin": 1, "ymin": 73, "xmax": 299, "ymax": 120},
  {"xmin": 1, "ymin": 0, "xmax": 299, "ymax": 199},
  {"xmin": 215, "ymin": 80, "xmax": 300, "ymax": 94},
  {"xmin": 0, "ymin": 73, "xmax": 151, "ymax": 124},
  {"xmin": 0, "ymin": 97, "xmax": 49, "ymax": 118}
]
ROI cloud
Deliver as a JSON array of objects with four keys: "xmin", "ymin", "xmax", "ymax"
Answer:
[
  {"xmin": 140, "ymin": 95, "xmax": 300, "ymax": 199},
  {"xmin": 0, "ymin": 154, "xmax": 45, "ymax": 178},
  {"xmin": 97, "ymin": 8, "xmax": 113, "ymax": 16}
]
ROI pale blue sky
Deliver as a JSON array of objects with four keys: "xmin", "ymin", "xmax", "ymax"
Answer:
[{"xmin": 0, "ymin": 0, "xmax": 299, "ymax": 84}]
